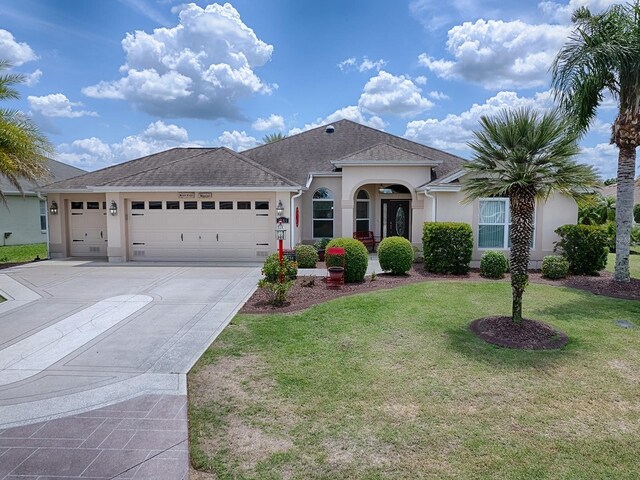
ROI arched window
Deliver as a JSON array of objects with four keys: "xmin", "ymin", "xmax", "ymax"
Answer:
[
  {"xmin": 312, "ymin": 188, "xmax": 334, "ymax": 238},
  {"xmin": 356, "ymin": 189, "xmax": 370, "ymax": 232}
]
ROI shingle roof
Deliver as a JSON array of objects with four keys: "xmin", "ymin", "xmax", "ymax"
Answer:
[
  {"xmin": 42, "ymin": 147, "xmax": 299, "ymax": 190},
  {"xmin": 600, "ymin": 179, "xmax": 640, "ymax": 203},
  {"xmin": 243, "ymin": 119, "xmax": 465, "ymax": 185},
  {"xmin": 99, "ymin": 148, "xmax": 298, "ymax": 188},
  {"xmin": 332, "ymin": 142, "xmax": 439, "ymax": 166},
  {"xmin": 1, "ymin": 158, "xmax": 86, "ymax": 194}
]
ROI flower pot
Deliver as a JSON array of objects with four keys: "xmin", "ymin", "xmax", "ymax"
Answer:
[{"xmin": 317, "ymin": 249, "xmax": 325, "ymax": 262}]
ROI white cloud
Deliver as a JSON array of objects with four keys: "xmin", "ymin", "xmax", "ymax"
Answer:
[
  {"xmin": 538, "ymin": 0, "xmax": 619, "ymax": 23},
  {"xmin": 338, "ymin": 56, "xmax": 387, "ymax": 72},
  {"xmin": 252, "ymin": 114, "xmax": 285, "ymax": 131},
  {"xmin": 288, "ymin": 105, "xmax": 386, "ymax": 136},
  {"xmin": 419, "ymin": 19, "xmax": 570, "ymax": 89},
  {"xmin": 358, "ymin": 70, "xmax": 434, "ymax": 117},
  {"xmin": 56, "ymin": 121, "xmax": 201, "ymax": 170},
  {"xmin": 82, "ymin": 3, "xmax": 275, "ymax": 120},
  {"xmin": 405, "ymin": 90, "xmax": 554, "ymax": 152},
  {"xmin": 216, "ymin": 130, "xmax": 258, "ymax": 151},
  {"xmin": 414, "ymin": 75, "xmax": 428, "ymax": 85},
  {"xmin": 577, "ymin": 142, "xmax": 619, "ymax": 179},
  {"xmin": 28, "ymin": 93, "xmax": 97, "ymax": 118},
  {"xmin": 0, "ymin": 29, "xmax": 37, "ymax": 66},
  {"xmin": 24, "ymin": 69, "xmax": 42, "ymax": 87},
  {"xmin": 428, "ymin": 90, "xmax": 449, "ymax": 100}
]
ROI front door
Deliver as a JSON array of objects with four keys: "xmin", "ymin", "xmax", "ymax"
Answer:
[{"xmin": 381, "ymin": 200, "xmax": 410, "ymax": 240}]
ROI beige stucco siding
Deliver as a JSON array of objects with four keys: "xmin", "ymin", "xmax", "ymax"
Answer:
[
  {"xmin": 301, "ymin": 177, "xmax": 342, "ymax": 242},
  {"xmin": 433, "ymin": 190, "xmax": 578, "ymax": 268},
  {"xmin": 1, "ymin": 195, "xmax": 47, "ymax": 246}
]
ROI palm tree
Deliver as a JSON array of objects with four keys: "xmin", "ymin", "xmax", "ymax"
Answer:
[
  {"xmin": 463, "ymin": 108, "xmax": 598, "ymax": 323},
  {"xmin": 0, "ymin": 60, "xmax": 52, "ymax": 201},
  {"xmin": 551, "ymin": 2, "xmax": 640, "ymax": 282},
  {"xmin": 262, "ymin": 132, "xmax": 287, "ymax": 144}
]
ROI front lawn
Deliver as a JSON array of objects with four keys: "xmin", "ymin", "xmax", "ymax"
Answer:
[
  {"xmin": 188, "ymin": 282, "xmax": 640, "ymax": 479},
  {"xmin": 0, "ymin": 243, "xmax": 47, "ymax": 264},
  {"xmin": 607, "ymin": 251, "xmax": 640, "ymax": 278}
]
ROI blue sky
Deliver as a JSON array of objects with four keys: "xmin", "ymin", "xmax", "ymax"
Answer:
[{"xmin": 0, "ymin": 0, "xmax": 625, "ymax": 177}]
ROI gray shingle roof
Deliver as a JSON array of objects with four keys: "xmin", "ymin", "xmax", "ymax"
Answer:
[
  {"xmin": 332, "ymin": 142, "xmax": 439, "ymax": 166},
  {"xmin": 243, "ymin": 119, "xmax": 465, "ymax": 185},
  {"xmin": 43, "ymin": 147, "xmax": 298, "ymax": 190},
  {"xmin": 1, "ymin": 158, "xmax": 86, "ymax": 194}
]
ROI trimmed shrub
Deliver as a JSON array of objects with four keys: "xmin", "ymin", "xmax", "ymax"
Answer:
[
  {"xmin": 634, "ymin": 204, "xmax": 640, "ymax": 224},
  {"xmin": 262, "ymin": 253, "xmax": 297, "ymax": 282},
  {"xmin": 604, "ymin": 221, "xmax": 616, "ymax": 253},
  {"xmin": 325, "ymin": 237, "xmax": 368, "ymax": 283},
  {"xmin": 422, "ymin": 222, "xmax": 473, "ymax": 274},
  {"xmin": 314, "ymin": 238, "xmax": 331, "ymax": 251},
  {"xmin": 294, "ymin": 244, "xmax": 318, "ymax": 268},
  {"xmin": 554, "ymin": 224, "xmax": 608, "ymax": 275},
  {"xmin": 480, "ymin": 251, "xmax": 509, "ymax": 279},
  {"xmin": 541, "ymin": 255, "xmax": 569, "ymax": 280},
  {"xmin": 378, "ymin": 236, "xmax": 414, "ymax": 274}
]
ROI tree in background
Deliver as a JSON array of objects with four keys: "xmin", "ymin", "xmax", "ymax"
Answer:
[
  {"xmin": 262, "ymin": 132, "xmax": 287, "ymax": 144},
  {"xmin": 464, "ymin": 108, "xmax": 598, "ymax": 323},
  {"xmin": 0, "ymin": 60, "xmax": 52, "ymax": 201},
  {"xmin": 552, "ymin": 2, "xmax": 640, "ymax": 282}
]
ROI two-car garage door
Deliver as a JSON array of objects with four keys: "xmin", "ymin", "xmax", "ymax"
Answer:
[{"xmin": 128, "ymin": 198, "xmax": 273, "ymax": 261}]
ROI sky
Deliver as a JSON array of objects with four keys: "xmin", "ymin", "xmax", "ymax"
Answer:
[{"xmin": 0, "ymin": 0, "xmax": 628, "ymax": 178}]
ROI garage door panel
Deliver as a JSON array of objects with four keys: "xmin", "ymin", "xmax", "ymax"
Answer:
[
  {"xmin": 69, "ymin": 205, "xmax": 108, "ymax": 257},
  {"xmin": 129, "ymin": 201, "xmax": 274, "ymax": 261}
]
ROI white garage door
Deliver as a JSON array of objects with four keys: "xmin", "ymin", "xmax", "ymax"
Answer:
[
  {"xmin": 69, "ymin": 200, "xmax": 108, "ymax": 257},
  {"xmin": 128, "ymin": 199, "xmax": 273, "ymax": 261}
]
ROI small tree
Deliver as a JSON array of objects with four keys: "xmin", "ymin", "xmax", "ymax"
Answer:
[{"xmin": 463, "ymin": 108, "xmax": 598, "ymax": 323}]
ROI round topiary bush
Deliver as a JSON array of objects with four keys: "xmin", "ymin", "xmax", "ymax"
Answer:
[
  {"xmin": 262, "ymin": 253, "xmax": 297, "ymax": 282},
  {"xmin": 541, "ymin": 255, "xmax": 569, "ymax": 280},
  {"xmin": 294, "ymin": 244, "xmax": 318, "ymax": 268},
  {"xmin": 480, "ymin": 251, "xmax": 509, "ymax": 279},
  {"xmin": 378, "ymin": 236, "xmax": 414, "ymax": 274},
  {"xmin": 325, "ymin": 237, "xmax": 368, "ymax": 283}
]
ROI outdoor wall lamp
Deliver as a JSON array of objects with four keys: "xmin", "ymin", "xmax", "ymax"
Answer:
[
  {"xmin": 109, "ymin": 200, "xmax": 118, "ymax": 216},
  {"xmin": 276, "ymin": 199, "xmax": 284, "ymax": 218},
  {"xmin": 49, "ymin": 201, "xmax": 58, "ymax": 215}
]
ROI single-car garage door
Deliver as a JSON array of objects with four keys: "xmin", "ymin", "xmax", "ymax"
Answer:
[
  {"xmin": 128, "ymin": 198, "xmax": 273, "ymax": 261},
  {"xmin": 69, "ymin": 200, "xmax": 108, "ymax": 257}
]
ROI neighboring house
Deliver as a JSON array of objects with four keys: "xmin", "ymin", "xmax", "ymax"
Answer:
[
  {"xmin": 41, "ymin": 120, "xmax": 577, "ymax": 266},
  {"xmin": 600, "ymin": 179, "xmax": 640, "ymax": 204},
  {"xmin": 1, "ymin": 159, "xmax": 85, "ymax": 246}
]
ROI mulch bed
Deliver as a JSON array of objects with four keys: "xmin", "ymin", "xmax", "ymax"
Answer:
[
  {"xmin": 240, "ymin": 264, "xmax": 640, "ymax": 314},
  {"xmin": 469, "ymin": 316, "xmax": 569, "ymax": 350}
]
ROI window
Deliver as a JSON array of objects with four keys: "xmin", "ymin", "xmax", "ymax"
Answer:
[
  {"xmin": 87, "ymin": 202, "xmax": 100, "ymax": 210},
  {"xmin": 39, "ymin": 200, "xmax": 47, "ymax": 231},
  {"xmin": 201, "ymin": 201, "xmax": 215, "ymax": 210},
  {"xmin": 71, "ymin": 202, "xmax": 83, "ymax": 209},
  {"xmin": 255, "ymin": 201, "xmax": 269, "ymax": 210},
  {"xmin": 219, "ymin": 201, "xmax": 233, "ymax": 210},
  {"xmin": 237, "ymin": 201, "xmax": 251, "ymax": 210},
  {"xmin": 312, "ymin": 188, "xmax": 334, "ymax": 238},
  {"xmin": 131, "ymin": 201, "xmax": 145, "ymax": 210},
  {"xmin": 149, "ymin": 201, "xmax": 162, "ymax": 210},
  {"xmin": 166, "ymin": 201, "xmax": 180, "ymax": 210},
  {"xmin": 356, "ymin": 189, "xmax": 370, "ymax": 232},
  {"xmin": 478, "ymin": 198, "xmax": 535, "ymax": 249},
  {"xmin": 184, "ymin": 201, "xmax": 198, "ymax": 210}
]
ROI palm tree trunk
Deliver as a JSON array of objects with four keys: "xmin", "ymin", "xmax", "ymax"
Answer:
[
  {"xmin": 614, "ymin": 145, "xmax": 637, "ymax": 283},
  {"xmin": 509, "ymin": 191, "xmax": 536, "ymax": 324}
]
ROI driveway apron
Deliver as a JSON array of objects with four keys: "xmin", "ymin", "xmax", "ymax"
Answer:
[{"xmin": 0, "ymin": 260, "xmax": 260, "ymax": 479}]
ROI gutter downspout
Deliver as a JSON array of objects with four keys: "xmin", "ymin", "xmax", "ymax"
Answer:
[
  {"xmin": 290, "ymin": 188, "xmax": 304, "ymax": 249},
  {"xmin": 423, "ymin": 190, "xmax": 436, "ymax": 222}
]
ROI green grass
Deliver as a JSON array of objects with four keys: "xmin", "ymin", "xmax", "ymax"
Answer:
[
  {"xmin": 606, "ymin": 250, "xmax": 640, "ymax": 278},
  {"xmin": 0, "ymin": 243, "xmax": 47, "ymax": 264},
  {"xmin": 188, "ymin": 282, "xmax": 640, "ymax": 479}
]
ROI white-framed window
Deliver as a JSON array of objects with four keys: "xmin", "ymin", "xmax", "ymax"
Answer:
[
  {"xmin": 39, "ymin": 200, "xmax": 47, "ymax": 232},
  {"xmin": 356, "ymin": 189, "xmax": 370, "ymax": 232},
  {"xmin": 312, "ymin": 187, "xmax": 334, "ymax": 238},
  {"xmin": 478, "ymin": 198, "xmax": 535, "ymax": 249}
]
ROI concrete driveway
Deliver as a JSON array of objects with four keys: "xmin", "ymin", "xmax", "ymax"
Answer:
[{"xmin": 0, "ymin": 259, "xmax": 260, "ymax": 479}]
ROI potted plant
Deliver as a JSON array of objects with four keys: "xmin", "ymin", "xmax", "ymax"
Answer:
[{"xmin": 314, "ymin": 238, "xmax": 331, "ymax": 262}]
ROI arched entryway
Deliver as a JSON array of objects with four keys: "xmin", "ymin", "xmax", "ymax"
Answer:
[{"xmin": 379, "ymin": 184, "xmax": 411, "ymax": 240}]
